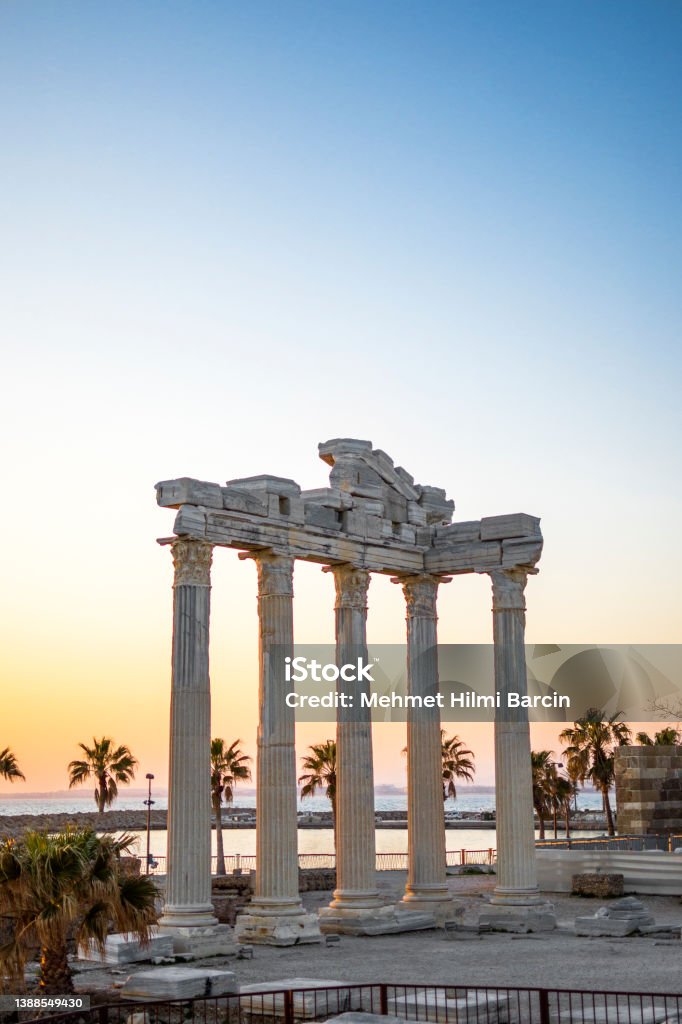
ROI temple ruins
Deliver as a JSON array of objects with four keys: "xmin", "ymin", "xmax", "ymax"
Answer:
[{"xmin": 154, "ymin": 438, "xmax": 546, "ymax": 950}]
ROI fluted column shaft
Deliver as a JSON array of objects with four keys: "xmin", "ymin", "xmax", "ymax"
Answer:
[
  {"xmin": 329, "ymin": 565, "xmax": 382, "ymax": 910},
  {"xmin": 161, "ymin": 539, "xmax": 217, "ymax": 928},
  {"xmin": 400, "ymin": 575, "xmax": 449, "ymax": 905},
  {"xmin": 490, "ymin": 568, "xmax": 541, "ymax": 905},
  {"xmin": 251, "ymin": 551, "xmax": 303, "ymax": 915}
]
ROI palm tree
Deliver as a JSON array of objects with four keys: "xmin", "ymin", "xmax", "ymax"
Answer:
[
  {"xmin": 636, "ymin": 727, "xmax": 681, "ymax": 746},
  {"xmin": 441, "ymin": 732, "xmax": 475, "ymax": 801},
  {"xmin": 0, "ymin": 748, "xmax": 25, "ymax": 783},
  {"xmin": 210, "ymin": 738, "xmax": 252, "ymax": 876},
  {"xmin": 531, "ymin": 750, "xmax": 555, "ymax": 840},
  {"xmin": 560, "ymin": 708, "xmax": 631, "ymax": 836},
  {"xmin": 531, "ymin": 752, "xmax": 574, "ymax": 840},
  {"xmin": 67, "ymin": 737, "xmax": 137, "ymax": 812},
  {"xmin": 299, "ymin": 740, "xmax": 337, "ymax": 849},
  {"xmin": 0, "ymin": 827, "xmax": 158, "ymax": 994},
  {"xmin": 552, "ymin": 775, "xmax": 575, "ymax": 839}
]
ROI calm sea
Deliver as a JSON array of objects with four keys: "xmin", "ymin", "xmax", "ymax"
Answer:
[{"xmin": 0, "ymin": 789, "xmax": 605, "ymax": 857}]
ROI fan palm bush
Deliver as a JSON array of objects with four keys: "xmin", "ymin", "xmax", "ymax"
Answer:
[{"xmin": 0, "ymin": 828, "xmax": 158, "ymax": 994}]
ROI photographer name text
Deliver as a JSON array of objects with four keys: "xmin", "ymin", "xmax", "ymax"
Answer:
[{"xmin": 285, "ymin": 691, "xmax": 570, "ymax": 710}]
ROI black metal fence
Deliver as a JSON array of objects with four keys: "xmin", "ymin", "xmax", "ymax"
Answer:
[{"xmin": 15, "ymin": 982, "xmax": 682, "ymax": 1024}]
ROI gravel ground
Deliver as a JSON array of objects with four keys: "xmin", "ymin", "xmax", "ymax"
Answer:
[{"xmin": 71, "ymin": 874, "xmax": 682, "ymax": 997}]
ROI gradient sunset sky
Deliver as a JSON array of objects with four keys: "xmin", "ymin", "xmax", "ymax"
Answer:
[{"xmin": 2, "ymin": 1, "xmax": 681, "ymax": 794}]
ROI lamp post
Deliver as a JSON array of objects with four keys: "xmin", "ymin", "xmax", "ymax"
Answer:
[
  {"xmin": 144, "ymin": 773, "xmax": 155, "ymax": 874},
  {"xmin": 551, "ymin": 762, "xmax": 566, "ymax": 840}
]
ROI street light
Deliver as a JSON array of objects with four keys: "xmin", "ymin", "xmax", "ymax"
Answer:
[{"xmin": 144, "ymin": 773, "xmax": 155, "ymax": 874}]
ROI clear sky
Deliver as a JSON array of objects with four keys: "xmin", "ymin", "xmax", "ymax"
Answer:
[{"xmin": 1, "ymin": 1, "xmax": 681, "ymax": 794}]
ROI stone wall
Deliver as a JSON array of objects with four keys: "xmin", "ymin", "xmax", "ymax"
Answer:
[{"xmin": 615, "ymin": 745, "xmax": 682, "ymax": 834}]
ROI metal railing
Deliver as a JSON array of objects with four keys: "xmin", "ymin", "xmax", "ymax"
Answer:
[
  {"xmin": 145, "ymin": 849, "xmax": 498, "ymax": 876},
  {"xmin": 536, "ymin": 833, "xmax": 682, "ymax": 852},
  {"xmin": 142, "ymin": 834, "xmax": 682, "ymax": 875},
  {"xmin": 17, "ymin": 981, "xmax": 682, "ymax": 1024}
]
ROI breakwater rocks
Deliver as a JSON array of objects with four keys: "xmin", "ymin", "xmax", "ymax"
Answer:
[
  {"xmin": 0, "ymin": 807, "xmax": 396, "ymax": 838},
  {"xmin": 0, "ymin": 809, "xmax": 169, "ymax": 839}
]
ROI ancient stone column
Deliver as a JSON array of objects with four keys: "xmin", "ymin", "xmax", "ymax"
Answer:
[
  {"xmin": 397, "ymin": 575, "xmax": 455, "ymax": 918},
  {"xmin": 160, "ymin": 538, "xmax": 217, "ymax": 930},
  {"xmin": 489, "ymin": 567, "xmax": 543, "ymax": 906},
  {"xmin": 327, "ymin": 565, "xmax": 383, "ymax": 912},
  {"xmin": 234, "ymin": 550, "xmax": 321, "ymax": 945}
]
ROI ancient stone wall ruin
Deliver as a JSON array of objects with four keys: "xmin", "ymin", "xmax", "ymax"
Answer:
[{"xmin": 615, "ymin": 745, "xmax": 682, "ymax": 835}]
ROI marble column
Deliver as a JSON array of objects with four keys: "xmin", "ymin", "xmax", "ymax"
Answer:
[
  {"xmin": 160, "ymin": 538, "xmax": 217, "ymax": 930},
  {"xmin": 234, "ymin": 550, "xmax": 321, "ymax": 945},
  {"xmin": 397, "ymin": 575, "xmax": 456, "ymax": 919},
  {"xmin": 326, "ymin": 565, "xmax": 383, "ymax": 912},
  {"xmin": 489, "ymin": 567, "xmax": 543, "ymax": 906}
]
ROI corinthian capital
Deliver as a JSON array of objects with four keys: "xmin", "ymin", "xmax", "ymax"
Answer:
[
  {"xmin": 396, "ymin": 574, "xmax": 448, "ymax": 619},
  {"xmin": 489, "ymin": 567, "xmax": 529, "ymax": 611},
  {"xmin": 328, "ymin": 564, "xmax": 370, "ymax": 610},
  {"xmin": 171, "ymin": 538, "xmax": 213, "ymax": 586},
  {"xmin": 253, "ymin": 550, "xmax": 295, "ymax": 598}
]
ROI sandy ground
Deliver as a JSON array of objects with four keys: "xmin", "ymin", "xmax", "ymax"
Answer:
[{"xmin": 72, "ymin": 873, "xmax": 682, "ymax": 997}]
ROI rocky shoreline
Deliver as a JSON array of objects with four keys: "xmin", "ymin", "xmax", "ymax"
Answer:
[{"xmin": 0, "ymin": 807, "xmax": 606, "ymax": 840}]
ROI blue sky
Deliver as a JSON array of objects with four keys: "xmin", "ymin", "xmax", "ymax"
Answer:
[{"xmin": 1, "ymin": 1, "xmax": 681, "ymax": 786}]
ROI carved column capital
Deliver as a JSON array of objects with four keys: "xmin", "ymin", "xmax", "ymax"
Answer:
[
  {"xmin": 252, "ymin": 550, "xmax": 295, "ymax": 597},
  {"xmin": 327, "ymin": 564, "xmax": 370, "ymax": 610},
  {"xmin": 171, "ymin": 538, "xmax": 213, "ymax": 587},
  {"xmin": 395, "ymin": 574, "xmax": 450, "ymax": 619},
  {"xmin": 489, "ymin": 568, "xmax": 529, "ymax": 612}
]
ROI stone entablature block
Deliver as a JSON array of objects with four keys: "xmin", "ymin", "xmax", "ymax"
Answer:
[{"xmin": 156, "ymin": 439, "xmax": 543, "ymax": 576}]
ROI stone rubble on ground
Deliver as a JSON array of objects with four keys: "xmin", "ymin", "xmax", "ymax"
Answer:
[
  {"xmin": 574, "ymin": 896, "xmax": 681, "ymax": 937},
  {"xmin": 120, "ymin": 966, "xmax": 237, "ymax": 1000},
  {"xmin": 81, "ymin": 930, "xmax": 174, "ymax": 965}
]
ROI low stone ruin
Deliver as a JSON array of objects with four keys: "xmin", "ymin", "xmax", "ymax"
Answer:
[
  {"xmin": 571, "ymin": 873, "xmax": 624, "ymax": 898},
  {"xmin": 575, "ymin": 896, "xmax": 680, "ymax": 937}
]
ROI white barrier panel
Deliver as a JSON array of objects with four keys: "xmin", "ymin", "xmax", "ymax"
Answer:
[{"xmin": 537, "ymin": 849, "xmax": 682, "ymax": 896}]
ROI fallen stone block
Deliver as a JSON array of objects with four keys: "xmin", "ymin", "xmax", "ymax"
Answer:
[
  {"xmin": 239, "ymin": 978, "xmax": 359, "ymax": 1015},
  {"xmin": 121, "ymin": 967, "xmax": 237, "ymax": 1000},
  {"xmin": 389, "ymin": 989, "xmax": 511, "ymax": 1023},
  {"xmin": 478, "ymin": 906, "xmax": 556, "ymax": 934},
  {"xmin": 325, "ymin": 1015, "xmax": 421, "ymax": 1024},
  {"xmin": 80, "ymin": 931, "xmax": 174, "ymax": 965},
  {"xmin": 575, "ymin": 917, "xmax": 640, "ymax": 937}
]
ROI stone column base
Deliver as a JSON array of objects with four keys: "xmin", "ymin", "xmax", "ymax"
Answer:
[
  {"xmin": 319, "ymin": 903, "xmax": 438, "ymax": 936},
  {"xmin": 489, "ymin": 885, "xmax": 545, "ymax": 906},
  {"xmin": 328, "ymin": 889, "xmax": 384, "ymax": 912},
  {"xmin": 157, "ymin": 923, "xmax": 237, "ymax": 957},
  {"xmin": 234, "ymin": 911, "xmax": 322, "ymax": 946},
  {"xmin": 478, "ymin": 903, "xmax": 556, "ymax": 934},
  {"xmin": 398, "ymin": 896, "xmax": 465, "ymax": 926},
  {"xmin": 159, "ymin": 904, "xmax": 218, "ymax": 929}
]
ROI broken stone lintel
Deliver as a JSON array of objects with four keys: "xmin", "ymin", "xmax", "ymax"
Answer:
[
  {"xmin": 424, "ymin": 541, "xmax": 502, "ymax": 573},
  {"xmin": 167, "ymin": 506, "xmax": 428, "ymax": 574}
]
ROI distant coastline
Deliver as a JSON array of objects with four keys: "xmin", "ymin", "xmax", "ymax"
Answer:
[{"xmin": 0, "ymin": 783, "xmax": 500, "ymax": 799}]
